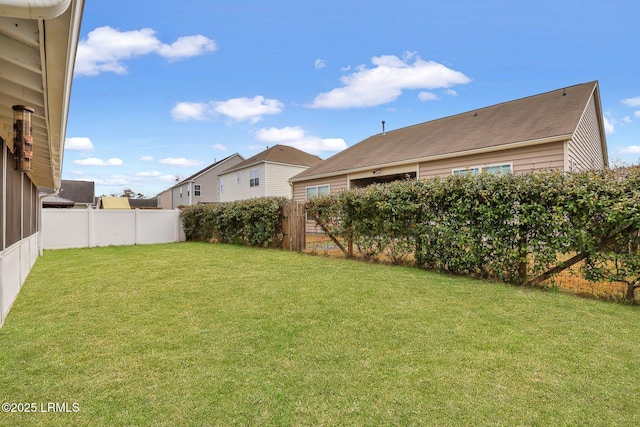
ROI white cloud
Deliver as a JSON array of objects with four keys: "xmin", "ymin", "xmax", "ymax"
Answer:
[
  {"xmin": 158, "ymin": 157, "xmax": 203, "ymax": 167},
  {"xmin": 623, "ymin": 116, "xmax": 632, "ymax": 123},
  {"xmin": 140, "ymin": 156, "xmax": 154, "ymax": 161},
  {"xmin": 622, "ymin": 96, "xmax": 640, "ymax": 108},
  {"xmin": 157, "ymin": 35, "xmax": 217, "ymax": 61},
  {"xmin": 213, "ymin": 96, "xmax": 284, "ymax": 123},
  {"xmin": 135, "ymin": 171, "xmax": 162, "ymax": 177},
  {"xmin": 75, "ymin": 26, "xmax": 216, "ymax": 76},
  {"xmin": 309, "ymin": 52, "xmax": 471, "ymax": 109},
  {"xmin": 100, "ymin": 176, "xmax": 131, "ymax": 186},
  {"xmin": 315, "ymin": 58, "xmax": 328, "ymax": 69},
  {"xmin": 159, "ymin": 174, "xmax": 179, "ymax": 183},
  {"xmin": 418, "ymin": 92, "xmax": 439, "ymax": 101},
  {"xmin": 171, "ymin": 102, "xmax": 209, "ymax": 121},
  {"xmin": 603, "ymin": 116, "xmax": 615, "ymax": 134},
  {"xmin": 635, "ymin": 111, "xmax": 640, "ymax": 118},
  {"xmin": 621, "ymin": 145, "xmax": 640, "ymax": 154},
  {"xmin": 213, "ymin": 143, "xmax": 228, "ymax": 151},
  {"xmin": 256, "ymin": 126, "xmax": 347, "ymax": 155},
  {"xmin": 73, "ymin": 157, "xmax": 123, "ymax": 166},
  {"xmin": 65, "ymin": 137, "xmax": 94, "ymax": 151},
  {"xmin": 171, "ymin": 96, "xmax": 284, "ymax": 123}
]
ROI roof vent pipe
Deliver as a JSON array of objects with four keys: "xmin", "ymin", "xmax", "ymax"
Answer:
[{"xmin": 382, "ymin": 120, "xmax": 386, "ymax": 135}]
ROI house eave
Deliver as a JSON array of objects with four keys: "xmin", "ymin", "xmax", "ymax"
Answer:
[{"xmin": 290, "ymin": 134, "xmax": 573, "ymax": 183}]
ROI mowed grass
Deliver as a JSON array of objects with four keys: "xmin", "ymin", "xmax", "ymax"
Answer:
[{"xmin": 0, "ymin": 242, "xmax": 638, "ymax": 426}]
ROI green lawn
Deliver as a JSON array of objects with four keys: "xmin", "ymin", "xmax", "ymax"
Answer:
[{"xmin": 0, "ymin": 242, "xmax": 638, "ymax": 426}]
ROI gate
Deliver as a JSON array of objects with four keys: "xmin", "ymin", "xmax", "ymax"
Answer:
[{"xmin": 282, "ymin": 201, "xmax": 306, "ymax": 251}]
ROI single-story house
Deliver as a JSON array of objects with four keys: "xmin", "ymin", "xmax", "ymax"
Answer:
[
  {"xmin": 218, "ymin": 144, "xmax": 322, "ymax": 202},
  {"xmin": 41, "ymin": 194, "xmax": 75, "ymax": 208},
  {"xmin": 0, "ymin": 0, "xmax": 85, "ymax": 327},
  {"xmin": 290, "ymin": 81, "xmax": 608, "ymax": 203},
  {"xmin": 157, "ymin": 153, "xmax": 244, "ymax": 209},
  {"xmin": 40, "ymin": 179, "xmax": 95, "ymax": 208},
  {"xmin": 58, "ymin": 179, "xmax": 95, "ymax": 208},
  {"xmin": 129, "ymin": 197, "xmax": 159, "ymax": 209},
  {"xmin": 97, "ymin": 196, "xmax": 131, "ymax": 209}
]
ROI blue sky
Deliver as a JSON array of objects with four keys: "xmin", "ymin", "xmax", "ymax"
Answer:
[{"xmin": 64, "ymin": 0, "xmax": 640, "ymax": 197}]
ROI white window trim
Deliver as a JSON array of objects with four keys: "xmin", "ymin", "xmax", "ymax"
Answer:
[
  {"xmin": 250, "ymin": 169, "xmax": 260, "ymax": 187},
  {"xmin": 452, "ymin": 162, "xmax": 513, "ymax": 175},
  {"xmin": 194, "ymin": 184, "xmax": 201, "ymax": 197},
  {"xmin": 305, "ymin": 184, "xmax": 331, "ymax": 200}
]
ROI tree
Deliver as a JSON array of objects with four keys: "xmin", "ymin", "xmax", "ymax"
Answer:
[{"xmin": 111, "ymin": 188, "xmax": 146, "ymax": 199}]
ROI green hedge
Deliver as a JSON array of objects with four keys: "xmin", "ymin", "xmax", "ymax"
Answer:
[
  {"xmin": 180, "ymin": 197, "xmax": 288, "ymax": 248},
  {"xmin": 306, "ymin": 168, "xmax": 640, "ymax": 300}
]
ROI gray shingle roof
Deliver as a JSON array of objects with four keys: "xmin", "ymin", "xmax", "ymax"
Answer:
[
  {"xmin": 222, "ymin": 145, "xmax": 322, "ymax": 174},
  {"xmin": 58, "ymin": 180, "xmax": 95, "ymax": 204},
  {"xmin": 292, "ymin": 81, "xmax": 600, "ymax": 181}
]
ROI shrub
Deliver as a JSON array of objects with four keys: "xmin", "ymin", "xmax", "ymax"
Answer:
[
  {"xmin": 307, "ymin": 167, "xmax": 640, "ymax": 301},
  {"xmin": 180, "ymin": 197, "xmax": 289, "ymax": 248}
]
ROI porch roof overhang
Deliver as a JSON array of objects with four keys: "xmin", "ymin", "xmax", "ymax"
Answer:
[{"xmin": 0, "ymin": 0, "xmax": 84, "ymax": 190}]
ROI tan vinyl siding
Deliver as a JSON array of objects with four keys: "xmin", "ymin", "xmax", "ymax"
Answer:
[
  {"xmin": 292, "ymin": 175, "xmax": 349, "ymax": 203},
  {"xmin": 220, "ymin": 164, "xmax": 266, "ymax": 202},
  {"xmin": 419, "ymin": 141, "xmax": 565, "ymax": 178},
  {"xmin": 172, "ymin": 184, "xmax": 188, "ymax": 208},
  {"xmin": 158, "ymin": 189, "xmax": 172, "ymax": 209},
  {"xmin": 191, "ymin": 155, "xmax": 245, "ymax": 203},
  {"xmin": 265, "ymin": 163, "xmax": 309, "ymax": 199},
  {"xmin": 568, "ymin": 95, "xmax": 605, "ymax": 171}
]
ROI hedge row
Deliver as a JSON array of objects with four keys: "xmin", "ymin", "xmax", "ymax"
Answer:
[
  {"xmin": 180, "ymin": 197, "xmax": 288, "ymax": 247},
  {"xmin": 306, "ymin": 168, "xmax": 640, "ymax": 300}
]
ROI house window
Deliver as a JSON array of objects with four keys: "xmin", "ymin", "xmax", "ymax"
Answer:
[
  {"xmin": 250, "ymin": 169, "xmax": 260, "ymax": 187},
  {"xmin": 180, "ymin": 188, "xmax": 183, "ymax": 198},
  {"xmin": 194, "ymin": 184, "xmax": 201, "ymax": 197},
  {"xmin": 219, "ymin": 177, "xmax": 225, "ymax": 193},
  {"xmin": 306, "ymin": 185, "xmax": 330, "ymax": 200},
  {"xmin": 236, "ymin": 173, "xmax": 242, "ymax": 184},
  {"xmin": 453, "ymin": 163, "xmax": 511, "ymax": 176},
  {"xmin": 453, "ymin": 167, "xmax": 480, "ymax": 176}
]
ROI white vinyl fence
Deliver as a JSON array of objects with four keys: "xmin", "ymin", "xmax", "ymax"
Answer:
[{"xmin": 42, "ymin": 208, "xmax": 185, "ymax": 250}]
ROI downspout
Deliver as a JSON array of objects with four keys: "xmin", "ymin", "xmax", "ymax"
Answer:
[
  {"xmin": 0, "ymin": 0, "xmax": 72, "ymax": 19},
  {"xmin": 38, "ymin": 188, "xmax": 59, "ymax": 256}
]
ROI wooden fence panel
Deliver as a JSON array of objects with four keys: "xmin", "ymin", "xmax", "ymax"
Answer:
[{"xmin": 282, "ymin": 201, "xmax": 306, "ymax": 252}]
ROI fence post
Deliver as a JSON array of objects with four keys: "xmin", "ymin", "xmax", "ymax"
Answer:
[
  {"xmin": 88, "ymin": 206, "xmax": 95, "ymax": 248},
  {"xmin": 135, "ymin": 208, "xmax": 140, "ymax": 245}
]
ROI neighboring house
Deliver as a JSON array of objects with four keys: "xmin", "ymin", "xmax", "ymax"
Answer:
[
  {"xmin": 129, "ymin": 197, "xmax": 159, "ymax": 209},
  {"xmin": 40, "ymin": 179, "xmax": 95, "ymax": 208},
  {"xmin": 0, "ymin": 0, "xmax": 84, "ymax": 327},
  {"xmin": 290, "ymin": 81, "xmax": 608, "ymax": 203},
  {"xmin": 219, "ymin": 145, "xmax": 322, "ymax": 202},
  {"xmin": 96, "ymin": 197, "xmax": 131, "ymax": 209},
  {"xmin": 58, "ymin": 179, "xmax": 95, "ymax": 208},
  {"xmin": 41, "ymin": 194, "xmax": 75, "ymax": 209},
  {"xmin": 157, "ymin": 153, "xmax": 245, "ymax": 209}
]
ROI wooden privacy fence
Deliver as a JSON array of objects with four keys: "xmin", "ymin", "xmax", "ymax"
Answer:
[{"xmin": 281, "ymin": 201, "xmax": 306, "ymax": 252}]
